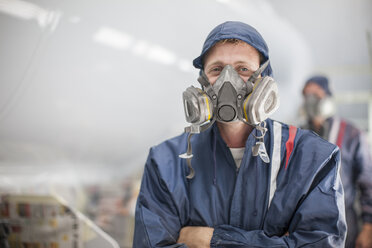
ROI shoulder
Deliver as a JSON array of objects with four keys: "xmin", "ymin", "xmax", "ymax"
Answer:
[
  {"xmin": 267, "ymin": 118, "xmax": 339, "ymax": 171},
  {"xmin": 143, "ymin": 133, "xmax": 190, "ymax": 189},
  {"xmin": 268, "ymin": 118, "xmax": 337, "ymax": 150},
  {"xmin": 296, "ymin": 126, "xmax": 337, "ymax": 156},
  {"xmin": 268, "ymin": 120, "xmax": 342, "ymax": 203},
  {"xmin": 147, "ymin": 128, "xmax": 213, "ymax": 179},
  {"xmin": 150, "ymin": 132, "xmax": 189, "ymax": 159},
  {"xmin": 147, "ymin": 132, "xmax": 191, "ymax": 178},
  {"xmin": 342, "ymin": 118, "xmax": 362, "ymax": 138}
]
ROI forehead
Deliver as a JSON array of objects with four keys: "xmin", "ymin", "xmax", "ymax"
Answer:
[
  {"xmin": 303, "ymin": 82, "xmax": 326, "ymax": 96},
  {"xmin": 203, "ymin": 41, "xmax": 261, "ymax": 67}
]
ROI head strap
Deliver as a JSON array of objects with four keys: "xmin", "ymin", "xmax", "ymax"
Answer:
[{"xmin": 247, "ymin": 60, "xmax": 270, "ymax": 83}]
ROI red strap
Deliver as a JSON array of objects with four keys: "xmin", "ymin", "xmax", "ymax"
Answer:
[
  {"xmin": 285, "ymin": 125, "xmax": 297, "ymax": 169},
  {"xmin": 336, "ymin": 120, "xmax": 346, "ymax": 149}
]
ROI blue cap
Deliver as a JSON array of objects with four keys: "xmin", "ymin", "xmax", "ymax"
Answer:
[
  {"xmin": 305, "ymin": 75, "xmax": 332, "ymax": 96},
  {"xmin": 193, "ymin": 21, "xmax": 273, "ymax": 77}
]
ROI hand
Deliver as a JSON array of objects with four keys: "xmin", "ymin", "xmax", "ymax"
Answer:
[
  {"xmin": 177, "ymin": 226, "xmax": 214, "ymax": 248},
  {"xmin": 355, "ymin": 223, "xmax": 372, "ymax": 248}
]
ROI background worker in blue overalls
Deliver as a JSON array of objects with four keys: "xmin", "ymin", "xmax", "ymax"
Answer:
[{"xmin": 302, "ymin": 75, "xmax": 372, "ymax": 248}]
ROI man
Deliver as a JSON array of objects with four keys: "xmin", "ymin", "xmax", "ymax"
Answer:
[
  {"xmin": 133, "ymin": 21, "xmax": 346, "ymax": 247},
  {"xmin": 302, "ymin": 75, "xmax": 372, "ymax": 248}
]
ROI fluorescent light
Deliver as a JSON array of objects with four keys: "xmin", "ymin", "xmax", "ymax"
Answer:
[
  {"xmin": 146, "ymin": 45, "xmax": 176, "ymax": 65},
  {"xmin": 93, "ymin": 27, "xmax": 134, "ymax": 50},
  {"xmin": 216, "ymin": 0, "xmax": 231, "ymax": 3},
  {"xmin": 93, "ymin": 26, "xmax": 192, "ymax": 71},
  {"xmin": 0, "ymin": 0, "xmax": 61, "ymax": 30},
  {"xmin": 132, "ymin": 40, "xmax": 149, "ymax": 56}
]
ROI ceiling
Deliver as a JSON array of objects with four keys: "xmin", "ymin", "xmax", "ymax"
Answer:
[{"xmin": 0, "ymin": 0, "xmax": 370, "ymax": 186}]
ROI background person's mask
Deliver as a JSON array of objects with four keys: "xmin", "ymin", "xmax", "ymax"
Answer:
[{"xmin": 303, "ymin": 94, "xmax": 335, "ymax": 121}]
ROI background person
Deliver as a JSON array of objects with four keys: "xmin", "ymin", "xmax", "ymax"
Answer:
[{"xmin": 301, "ymin": 75, "xmax": 372, "ymax": 248}]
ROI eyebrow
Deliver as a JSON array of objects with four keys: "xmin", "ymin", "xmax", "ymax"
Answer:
[{"xmin": 205, "ymin": 61, "xmax": 223, "ymax": 69}]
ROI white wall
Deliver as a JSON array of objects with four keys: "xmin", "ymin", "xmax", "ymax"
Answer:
[{"xmin": 0, "ymin": 0, "xmax": 370, "ymax": 188}]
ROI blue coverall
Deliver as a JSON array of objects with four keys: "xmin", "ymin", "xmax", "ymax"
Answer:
[
  {"xmin": 315, "ymin": 117, "xmax": 372, "ymax": 247},
  {"xmin": 133, "ymin": 119, "xmax": 347, "ymax": 247}
]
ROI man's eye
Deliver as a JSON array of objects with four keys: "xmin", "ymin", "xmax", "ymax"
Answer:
[
  {"xmin": 237, "ymin": 67, "xmax": 253, "ymax": 77},
  {"xmin": 210, "ymin": 67, "xmax": 222, "ymax": 72},
  {"xmin": 207, "ymin": 67, "xmax": 222, "ymax": 77}
]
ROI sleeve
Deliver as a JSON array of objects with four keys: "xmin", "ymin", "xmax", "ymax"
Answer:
[
  {"xmin": 355, "ymin": 133, "xmax": 372, "ymax": 223},
  {"xmin": 210, "ymin": 150, "xmax": 347, "ymax": 248},
  {"xmin": 133, "ymin": 148, "xmax": 186, "ymax": 248}
]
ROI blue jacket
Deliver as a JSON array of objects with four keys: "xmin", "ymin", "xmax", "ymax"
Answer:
[
  {"xmin": 133, "ymin": 119, "xmax": 347, "ymax": 247},
  {"xmin": 313, "ymin": 117, "xmax": 372, "ymax": 247}
]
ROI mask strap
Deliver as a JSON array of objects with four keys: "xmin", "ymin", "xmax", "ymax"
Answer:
[
  {"xmin": 198, "ymin": 71, "xmax": 217, "ymax": 104},
  {"xmin": 252, "ymin": 121, "xmax": 270, "ymax": 163},
  {"xmin": 179, "ymin": 132, "xmax": 195, "ymax": 179},
  {"xmin": 239, "ymin": 116, "xmax": 256, "ymax": 128},
  {"xmin": 247, "ymin": 60, "xmax": 270, "ymax": 83},
  {"xmin": 180, "ymin": 119, "xmax": 216, "ymax": 179},
  {"xmin": 253, "ymin": 121, "xmax": 267, "ymax": 139},
  {"xmin": 179, "ymin": 71, "xmax": 218, "ymax": 180},
  {"xmin": 197, "ymin": 71, "xmax": 210, "ymax": 88}
]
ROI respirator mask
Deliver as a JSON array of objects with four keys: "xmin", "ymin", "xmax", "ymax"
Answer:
[
  {"xmin": 303, "ymin": 94, "xmax": 335, "ymax": 121},
  {"xmin": 183, "ymin": 60, "xmax": 279, "ymax": 127},
  {"xmin": 180, "ymin": 60, "xmax": 280, "ymax": 178}
]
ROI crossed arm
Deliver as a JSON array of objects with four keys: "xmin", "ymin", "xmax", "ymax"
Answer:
[{"xmin": 177, "ymin": 226, "xmax": 213, "ymax": 248}]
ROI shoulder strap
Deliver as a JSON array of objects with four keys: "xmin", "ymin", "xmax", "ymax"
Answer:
[
  {"xmin": 328, "ymin": 118, "xmax": 346, "ymax": 149},
  {"xmin": 336, "ymin": 120, "xmax": 347, "ymax": 149},
  {"xmin": 268, "ymin": 121, "xmax": 282, "ymax": 208},
  {"xmin": 285, "ymin": 125, "xmax": 297, "ymax": 169}
]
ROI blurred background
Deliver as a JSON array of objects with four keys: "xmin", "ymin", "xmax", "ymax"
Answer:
[{"xmin": 0, "ymin": 0, "xmax": 371, "ymax": 247}]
